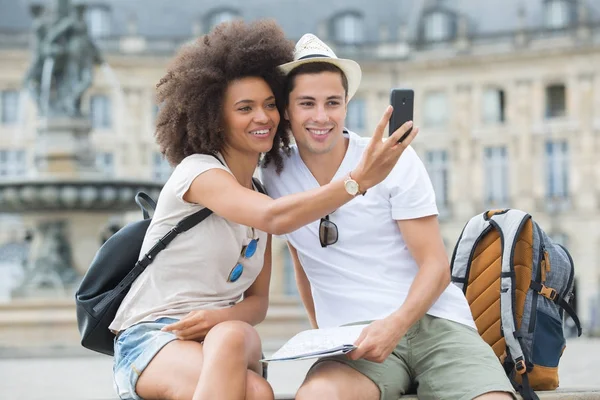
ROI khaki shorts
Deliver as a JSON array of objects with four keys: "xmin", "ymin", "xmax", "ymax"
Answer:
[{"xmin": 310, "ymin": 314, "xmax": 516, "ymax": 400}]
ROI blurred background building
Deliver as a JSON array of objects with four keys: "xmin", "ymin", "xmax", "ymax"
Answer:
[{"xmin": 0, "ymin": 0, "xmax": 599, "ymax": 357}]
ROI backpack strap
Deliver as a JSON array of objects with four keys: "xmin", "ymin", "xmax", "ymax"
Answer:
[
  {"xmin": 92, "ymin": 206, "xmax": 213, "ymax": 314},
  {"xmin": 528, "ymin": 225, "xmax": 583, "ymax": 337},
  {"xmin": 135, "ymin": 192, "xmax": 157, "ymax": 220},
  {"xmin": 450, "ymin": 212, "xmax": 491, "ymax": 292},
  {"xmin": 93, "ymin": 155, "xmax": 267, "ymax": 314},
  {"xmin": 252, "ymin": 178, "xmax": 267, "ymax": 195},
  {"xmin": 488, "ymin": 210, "xmax": 539, "ymax": 400},
  {"xmin": 488, "ymin": 210, "xmax": 530, "ymax": 369},
  {"xmin": 210, "ymin": 153, "xmax": 268, "ymax": 196},
  {"xmin": 528, "ymin": 280, "xmax": 582, "ymax": 336}
]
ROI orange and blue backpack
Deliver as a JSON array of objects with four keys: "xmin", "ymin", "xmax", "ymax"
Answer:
[{"xmin": 450, "ymin": 209, "xmax": 582, "ymax": 400}]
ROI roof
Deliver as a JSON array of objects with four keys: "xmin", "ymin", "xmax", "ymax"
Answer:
[{"xmin": 1, "ymin": 0, "xmax": 598, "ymax": 42}]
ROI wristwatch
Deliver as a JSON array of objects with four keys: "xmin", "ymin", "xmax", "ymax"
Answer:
[{"xmin": 344, "ymin": 172, "xmax": 366, "ymax": 196}]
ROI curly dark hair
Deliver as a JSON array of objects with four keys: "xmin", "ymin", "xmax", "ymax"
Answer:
[{"xmin": 155, "ymin": 20, "xmax": 294, "ymax": 172}]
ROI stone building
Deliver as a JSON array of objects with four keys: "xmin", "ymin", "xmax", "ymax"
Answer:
[{"xmin": 0, "ymin": 0, "xmax": 599, "ymax": 337}]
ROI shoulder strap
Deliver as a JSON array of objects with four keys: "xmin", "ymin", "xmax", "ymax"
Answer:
[
  {"xmin": 93, "ymin": 155, "xmax": 267, "ymax": 314},
  {"xmin": 529, "ymin": 280, "xmax": 582, "ymax": 336},
  {"xmin": 210, "ymin": 152, "xmax": 225, "ymax": 165},
  {"xmin": 252, "ymin": 177, "xmax": 267, "ymax": 195},
  {"xmin": 487, "ymin": 210, "xmax": 532, "ymax": 382},
  {"xmin": 93, "ymin": 206, "xmax": 213, "ymax": 314},
  {"xmin": 450, "ymin": 212, "xmax": 490, "ymax": 292},
  {"xmin": 210, "ymin": 152, "xmax": 268, "ymax": 195},
  {"xmin": 528, "ymin": 229, "xmax": 583, "ymax": 337},
  {"xmin": 92, "ymin": 196, "xmax": 214, "ymax": 314},
  {"xmin": 135, "ymin": 192, "xmax": 157, "ymax": 220}
]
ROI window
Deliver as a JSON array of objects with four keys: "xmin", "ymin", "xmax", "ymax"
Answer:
[
  {"xmin": 545, "ymin": 141, "xmax": 569, "ymax": 199},
  {"xmin": 208, "ymin": 9, "xmax": 237, "ymax": 31},
  {"xmin": 483, "ymin": 146, "xmax": 509, "ymax": 205},
  {"xmin": 334, "ymin": 13, "xmax": 364, "ymax": 45},
  {"xmin": 0, "ymin": 150, "xmax": 26, "ymax": 177},
  {"xmin": 86, "ymin": 6, "xmax": 111, "ymax": 38},
  {"xmin": 545, "ymin": 0, "xmax": 571, "ymax": 29},
  {"xmin": 425, "ymin": 150, "xmax": 449, "ymax": 208},
  {"xmin": 95, "ymin": 152, "xmax": 114, "ymax": 176},
  {"xmin": 153, "ymin": 152, "xmax": 172, "ymax": 182},
  {"xmin": 423, "ymin": 11, "xmax": 451, "ymax": 42},
  {"xmin": 346, "ymin": 98, "xmax": 366, "ymax": 132},
  {"xmin": 90, "ymin": 95, "xmax": 111, "ymax": 129},
  {"xmin": 423, "ymin": 92, "xmax": 448, "ymax": 127},
  {"xmin": 1, "ymin": 90, "xmax": 19, "ymax": 125},
  {"xmin": 482, "ymin": 89, "xmax": 505, "ymax": 124},
  {"xmin": 546, "ymin": 84, "xmax": 566, "ymax": 118}
]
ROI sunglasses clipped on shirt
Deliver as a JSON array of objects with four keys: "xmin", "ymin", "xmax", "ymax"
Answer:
[
  {"xmin": 319, "ymin": 214, "xmax": 338, "ymax": 248},
  {"xmin": 228, "ymin": 227, "xmax": 259, "ymax": 283}
]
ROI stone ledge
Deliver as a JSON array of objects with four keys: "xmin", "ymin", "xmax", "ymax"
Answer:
[{"xmin": 274, "ymin": 388, "xmax": 600, "ymax": 400}]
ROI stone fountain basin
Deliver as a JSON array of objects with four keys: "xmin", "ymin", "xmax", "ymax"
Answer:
[{"xmin": 0, "ymin": 180, "xmax": 163, "ymax": 213}]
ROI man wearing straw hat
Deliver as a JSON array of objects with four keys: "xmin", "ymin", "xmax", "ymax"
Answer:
[{"xmin": 260, "ymin": 34, "xmax": 515, "ymax": 400}]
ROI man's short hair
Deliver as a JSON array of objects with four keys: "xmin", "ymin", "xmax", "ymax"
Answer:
[{"xmin": 284, "ymin": 62, "xmax": 349, "ymax": 106}]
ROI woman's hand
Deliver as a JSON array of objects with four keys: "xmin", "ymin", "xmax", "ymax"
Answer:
[
  {"xmin": 352, "ymin": 106, "xmax": 419, "ymax": 192},
  {"xmin": 161, "ymin": 309, "xmax": 229, "ymax": 341}
]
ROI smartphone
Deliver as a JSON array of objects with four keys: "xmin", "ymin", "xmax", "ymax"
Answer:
[{"xmin": 389, "ymin": 89, "xmax": 414, "ymax": 143}]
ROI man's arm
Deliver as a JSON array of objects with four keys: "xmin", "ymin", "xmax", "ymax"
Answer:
[
  {"xmin": 350, "ymin": 215, "xmax": 450, "ymax": 362},
  {"xmin": 391, "ymin": 215, "xmax": 450, "ymax": 325},
  {"xmin": 287, "ymin": 242, "xmax": 318, "ymax": 329}
]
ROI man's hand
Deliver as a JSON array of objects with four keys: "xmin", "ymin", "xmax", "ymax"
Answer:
[
  {"xmin": 161, "ymin": 309, "xmax": 228, "ymax": 341},
  {"xmin": 351, "ymin": 106, "xmax": 419, "ymax": 192},
  {"xmin": 348, "ymin": 316, "xmax": 409, "ymax": 363}
]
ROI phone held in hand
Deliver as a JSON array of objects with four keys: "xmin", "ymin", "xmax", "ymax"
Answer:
[{"xmin": 389, "ymin": 89, "xmax": 414, "ymax": 143}]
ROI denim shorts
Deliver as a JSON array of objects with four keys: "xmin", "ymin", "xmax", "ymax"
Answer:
[{"xmin": 113, "ymin": 317, "xmax": 179, "ymax": 400}]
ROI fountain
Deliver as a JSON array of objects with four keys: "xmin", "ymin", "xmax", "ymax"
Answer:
[{"xmin": 0, "ymin": 0, "xmax": 163, "ymax": 350}]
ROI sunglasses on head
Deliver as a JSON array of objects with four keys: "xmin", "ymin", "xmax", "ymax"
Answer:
[{"xmin": 319, "ymin": 214, "xmax": 338, "ymax": 248}]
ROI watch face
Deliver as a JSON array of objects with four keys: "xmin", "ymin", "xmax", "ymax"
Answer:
[{"xmin": 345, "ymin": 180, "xmax": 359, "ymax": 195}]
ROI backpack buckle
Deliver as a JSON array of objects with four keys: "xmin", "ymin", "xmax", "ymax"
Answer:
[
  {"xmin": 540, "ymin": 285, "xmax": 557, "ymax": 301},
  {"xmin": 515, "ymin": 359, "xmax": 527, "ymax": 375}
]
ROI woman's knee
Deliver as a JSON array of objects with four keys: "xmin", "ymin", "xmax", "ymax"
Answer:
[
  {"xmin": 204, "ymin": 321, "xmax": 261, "ymax": 355},
  {"xmin": 296, "ymin": 378, "xmax": 341, "ymax": 400},
  {"xmin": 246, "ymin": 370, "xmax": 274, "ymax": 400}
]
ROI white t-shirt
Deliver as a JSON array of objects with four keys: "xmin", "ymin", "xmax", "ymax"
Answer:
[
  {"xmin": 259, "ymin": 131, "xmax": 475, "ymax": 329},
  {"xmin": 110, "ymin": 154, "xmax": 267, "ymax": 332}
]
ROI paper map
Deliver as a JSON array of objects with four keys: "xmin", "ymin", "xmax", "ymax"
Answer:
[{"xmin": 261, "ymin": 324, "xmax": 368, "ymax": 362}]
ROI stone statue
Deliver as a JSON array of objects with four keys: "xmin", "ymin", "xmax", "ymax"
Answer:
[
  {"xmin": 12, "ymin": 220, "xmax": 77, "ymax": 296},
  {"xmin": 23, "ymin": 4, "xmax": 50, "ymax": 113},
  {"xmin": 23, "ymin": 0, "xmax": 104, "ymax": 118}
]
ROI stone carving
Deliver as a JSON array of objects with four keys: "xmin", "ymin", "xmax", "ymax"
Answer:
[{"xmin": 23, "ymin": 0, "xmax": 103, "ymax": 118}]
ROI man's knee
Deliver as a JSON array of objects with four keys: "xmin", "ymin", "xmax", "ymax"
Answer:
[
  {"xmin": 296, "ymin": 377, "xmax": 343, "ymax": 400},
  {"xmin": 245, "ymin": 370, "xmax": 274, "ymax": 400},
  {"xmin": 473, "ymin": 391, "xmax": 514, "ymax": 399},
  {"xmin": 296, "ymin": 361, "xmax": 379, "ymax": 400}
]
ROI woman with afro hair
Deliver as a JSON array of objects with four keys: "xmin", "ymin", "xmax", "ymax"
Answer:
[{"xmin": 110, "ymin": 20, "xmax": 406, "ymax": 400}]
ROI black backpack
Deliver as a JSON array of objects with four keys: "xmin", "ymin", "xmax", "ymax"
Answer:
[{"xmin": 75, "ymin": 177, "xmax": 266, "ymax": 357}]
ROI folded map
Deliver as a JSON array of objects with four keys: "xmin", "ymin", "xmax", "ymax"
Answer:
[{"xmin": 261, "ymin": 324, "xmax": 368, "ymax": 362}]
